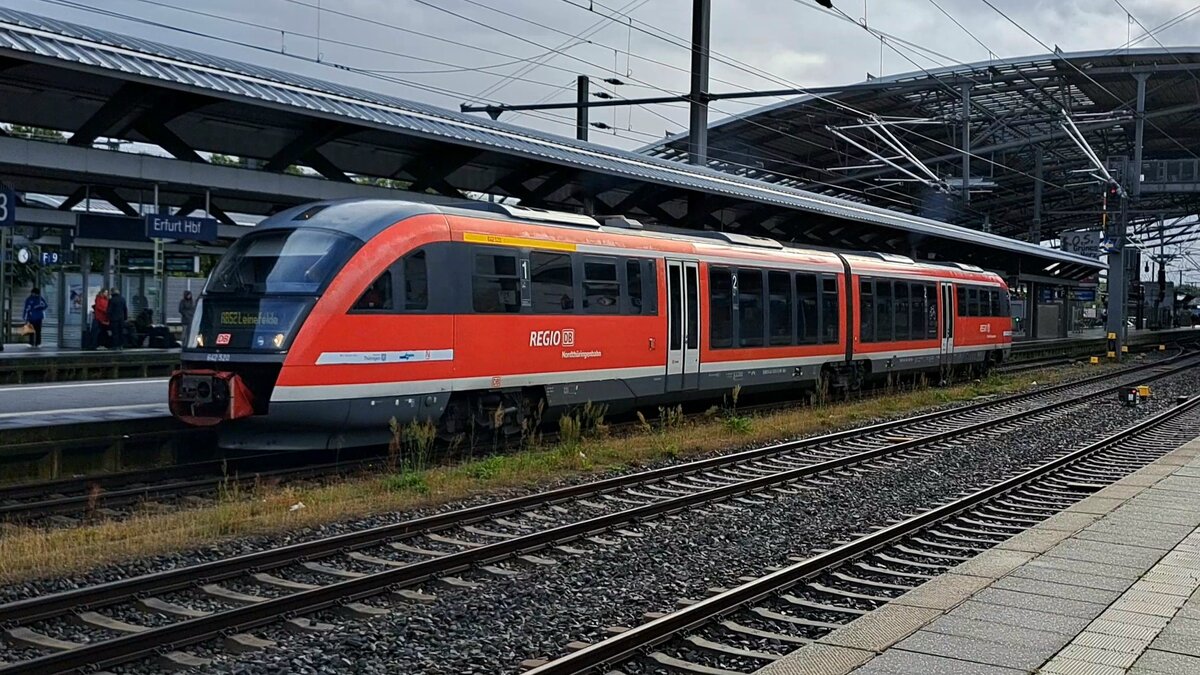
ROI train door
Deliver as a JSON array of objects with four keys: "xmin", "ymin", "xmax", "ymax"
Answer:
[
  {"xmin": 666, "ymin": 260, "xmax": 701, "ymax": 391},
  {"xmin": 939, "ymin": 282, "xmax": 955, "ymax": 373}
]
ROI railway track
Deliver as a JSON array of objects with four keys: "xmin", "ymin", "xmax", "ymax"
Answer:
[
  {"xmin": 0, "ymin": 354, "xmax": 1194, "ymax": 674},
  {"xmin": 0, "ymin": 350, "xmax": 1180, "ymax": 525},
  {"xmin": 523, "ymin": 391, "xmax": 1200, "ymax": 675}
]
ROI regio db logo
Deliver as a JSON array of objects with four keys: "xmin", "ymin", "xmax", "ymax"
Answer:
[{"xmin": 530, "ymin": 328, "xmax": 575, "ymax": 347}]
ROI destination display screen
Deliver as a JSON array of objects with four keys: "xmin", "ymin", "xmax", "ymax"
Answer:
[{"xmin": 191, "ymin": 297, "xmax": 313, "ymax": 351}]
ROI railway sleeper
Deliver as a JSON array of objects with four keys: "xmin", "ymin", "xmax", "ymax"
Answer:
[{"xmin": 685, "ymin": 634, "xmax": 781, "ymax": 661}]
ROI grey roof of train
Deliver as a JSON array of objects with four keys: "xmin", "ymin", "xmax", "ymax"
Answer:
[{"xmin": 0, "ymin": 7, "xmax": 1100, "ymax": 272}]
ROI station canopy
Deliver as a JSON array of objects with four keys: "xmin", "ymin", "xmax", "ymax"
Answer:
[
  {"xmin": 0, "ymin": 7, "xmax": 1100, "ymax": 280},
  {"xmin": 644, "ymin": 48, "xmax": 1200, "ymax": 259}
]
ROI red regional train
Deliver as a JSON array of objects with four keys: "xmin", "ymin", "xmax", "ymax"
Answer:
[{"xmin": 169, "ymin": 199, "xmax": 1012, "ymax": 450}]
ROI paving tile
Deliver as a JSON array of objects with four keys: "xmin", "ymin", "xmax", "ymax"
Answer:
[
  {"xmin": 891, "ymin": 573, "xmax": 991, "ymax": 611},
  {"xmin": 819, "ymin": 603, "xmax": 941, "ymax": 653},
  {"xmin": 1075, "ymin": 529, "xmax": 1184, "ymax": 551},
  {"xmin": 1053, "ymin": 643, "xmax": 1140, "ymax": 669},
  {"xmin": 1129, "ymin": 578, "xmax": 1198, "ymax": 598},
  {"xmin": 950, "ymin": 600, "xmax": 1092, "ymax": 636},
  {"xmin": 1092, "ymin": 484, "xmax": 1148, "ymax": 500},
  {"xmin": 752, "ymin": 643, "xmax": 873, "ymax": 675},
  {"xmin": 1085, "ymin": 618, "xmax": 1165, "ymax": 642},
  {"xmin": 1033, "ymin": 511, "xmax": 1102, "ymax": 532},
  {"xmin": 995, "ymin": 528, "xmax": 1073, "ymax": 554},
  {"xmin": 1044, "ymin": 539, "xmax": 1163, "ymax": 569},
  {"xmin": 920, "ymin": 614, "xmax": 1067, "ymax": 652},
  {"xmin": 1071, "ymin": 629, "xmax": 1149, "ymax": 654},
  {"xmin": 970, "ymin": 587, "xmax": 1106, "ymax": 620},
  {"xmin": 1129, "ymin": 648, "xmax": 1200, "ymax": 673},
  {"xmin": 1115, "ymin": 506, "xmax": 1200, "ymax": 527},
  {"xmin": 893, "ymin": 629, "xmax": 1055, "ymax": 670},
  {"xmin": 948, "ymin": 549, "xmax": 1035, "ymax": 580},
  {"xmin": 1040, "ymin": 657, "xmax": 1127, "ymax": 675},
  {"xmin": 1150, "ymin": 620, "xmax": 1200, "ymax": 658},
  {"xmin": 1008, "ymin": 564, "xmax": 1134, "ymax": 593},
  {"xmin": 989, "ymin": 575, "xmax": 1122, "ymax": 605},
  {"xmin": 849, "ymin": 649, "xmax": 1023, "ymax": 675},
  {"xmin": 1097, "ymin": 608, "xmax": 1172, "ymax": 631},
  {"xmin": 1018, "ymin": 557, "xmax": 1141, "ymax": 582},
  {"xmin": 1064, "ymin": 496, "xmax": 1127, "ymax": 515}
]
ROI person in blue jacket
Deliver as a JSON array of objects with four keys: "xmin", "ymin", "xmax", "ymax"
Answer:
[{"xmin": 22, "ymin": 288, "xmax": 49, "ymax": 348}]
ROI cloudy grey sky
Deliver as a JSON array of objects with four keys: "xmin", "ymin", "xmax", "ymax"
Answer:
[{"xmin": 8, "ymin": 0, "xmax": 1200, "ymax": 150}]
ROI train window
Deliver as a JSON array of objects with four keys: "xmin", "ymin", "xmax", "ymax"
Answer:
[
  {"xmin": 738, "ymin": 269, "xmax": 765, "ymax": 347},
  {"xmin": 927, "ymin": 285, "xmax": 939, "ymax": 338},
  {"xmin": 1000, "ymin": 291, "xmax": 1011, "ymax": 317},
  {"xmin": 583, "ymin": 257, "xmax": 620, "ymax": 314},
  {"xmin": 352, "ymin": 271, "xmax": 393, "ymax": 311},
  {"xmin": 709, "ymin": 267, "xmax": 733, "ymax": 349},
  {"xmin": 967, "ymin": 287, "xmax": 981, "ymax": 317},
  {"xmin": 644, "ymin": 260, "xmax": 659, "ymax": 315},
  {"xmin": 895, "ymin": 282, "xmax": 911, "ymax": 341},
  {"xmin": 989, "ymin": 289, "xmax": 1001, "ymax": 317},
  {"xmin": 860, "ymin": 279, "xmax": 875, "ymax": 342},
  {"xmin": 796, "ymin": 274, "xmax": 819, "ymax": 345},
  {"xmin": 876, "ymin": 280, "xmax": 894, "ymax": 341},
  {"xmin": 956, "ymin": 286, "xmax": 967, "ymax": 317},
  {"xmin": 472, "ymin": 252, "xmax": 521, "ymax": 313},
  {"xmin": 668, "ymin": 264, "xmax": 682, "ymax": 350},
  {"xmin": 910, "ymin": 283, "xmax": 927, "ymax": 340},
  {"xmin": 404, "ymin": 250, "xmax": 428, "ymax": 310},
  {"xmin": 768, "ymin": 271, "xmax": 793, "ymax": 346},
  {"xmin": 685, "ymin": 265, "xmax": 699, "ymax": 350},
  {"xmin": 626, "ymin": 260, "xmax": 643, "ymax": 314},
  {"xmin": 530, "ymin": 251, "xmax": 574, "ymax": 313},
  {"xmin": 821, "ymin": 275, "xmax": 839, "ymax": 343}
]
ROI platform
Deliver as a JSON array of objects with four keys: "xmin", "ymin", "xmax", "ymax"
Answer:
[
  {"xmin": 0, "ymin": 345, "xmax": 180, "ymax": 384},
  {"xmin": 757, "ymin": 439, "xmax": 1200, "ymax": 675},
  {"xmin": 0, "ymin": 377, "xmax": 169, "ymax": 431}
]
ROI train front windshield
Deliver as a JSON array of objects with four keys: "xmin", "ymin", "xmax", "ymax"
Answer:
[{"xmin": 190, "ymin": 228, "xmax": 359, "ymax": 352}]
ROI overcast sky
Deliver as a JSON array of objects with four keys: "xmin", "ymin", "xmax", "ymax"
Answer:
[{"xmin": 9, "ymin": 0, "xmax": 1200, "ymax": 151}]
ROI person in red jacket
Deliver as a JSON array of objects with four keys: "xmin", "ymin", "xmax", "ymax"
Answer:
[{"xmin": 90, "ymin": 289, "xmax": 110, "ymax": 349}]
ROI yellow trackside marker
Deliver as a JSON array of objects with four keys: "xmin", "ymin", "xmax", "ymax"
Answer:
[
  {"xmin": 463, "ymin": 232, "xmax": 577, "ymax": 252},
  {"xmin": 1121, "ymin": 345, "xmax": 1129, "ymax": 353},
  {"xmin": 1090, "ymin": 356, "xmax": 1100, "ymax": 365},
  {"xmin": 1107, "ymin": 351, "xmax": 1117, "ymax": 358},
  {"xmin": 1138, "ymin": 385, "xmax": 1152, "ymax": 398},
  {"xmin": 1159, "ymin": 344, "xmax": 1166, "ymax": 351},
  {"xmin": 1108, "ymin": 332, "xmax": 1117, "ymax": 340}
]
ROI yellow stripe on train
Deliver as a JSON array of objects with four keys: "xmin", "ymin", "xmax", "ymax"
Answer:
[{"xmin": 463, "ymin": 232, "xmax": 578, "ymax": 252}]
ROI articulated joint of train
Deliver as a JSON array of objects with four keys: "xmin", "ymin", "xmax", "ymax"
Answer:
[{"xmin": 168, "ymin": 370, "xmax": 256, "ymax": 426}]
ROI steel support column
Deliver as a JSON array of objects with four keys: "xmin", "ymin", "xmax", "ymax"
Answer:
[
  {"xmin": 687, "ymin": 0, "xmax": 711, "ymax": 166},
  {"xmin": 1031, "ymin": 147, "xmax": 1043, "ymax": 243},
  {"xmin": 1107, "ymin": 74, "xmax": 1148, "ymax": 358},
  {"xmin": 961, "ymin": 83, "xmax": 971, "ymax": 204},
  {"xmin": 1132, "ymin": 73, "xmax": 1150, "ymax": 199},
  {"xmin": 576, "ymin": 76, "xmax": 589, "ymax": 142}
]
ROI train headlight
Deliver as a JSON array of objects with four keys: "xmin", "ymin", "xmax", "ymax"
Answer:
[
  {"xmin": 195, "ymin": 334, "xmax": 204, "ymax": 348},
  {"xmin": 273, "ymin": 333, "xmax": 286, "ymax": 349}
]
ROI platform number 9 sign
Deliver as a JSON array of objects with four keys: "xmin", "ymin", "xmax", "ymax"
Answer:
[{"xmin": 0, "ymin": 186, "xmax": 12, "ymax": 228}]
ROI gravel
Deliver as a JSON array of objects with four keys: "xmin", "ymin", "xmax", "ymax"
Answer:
[{"xmin": 92, "ymin": 363, "xmax": 1198, "ymax": 675}]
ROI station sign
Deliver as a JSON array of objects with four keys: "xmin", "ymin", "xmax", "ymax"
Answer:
[
  {"xmin": 165, "ymin": 255, "xmax": 200, "ymax": 273},
  {"xmin": 0, "ymin": 185, "xmax": 14, "ymax": 228},
  {"xmin": 40, "ymin": 250, "xmax": 63, "ymax": 266},
  {"xmin": 1070, "ymin": 288, "xmax": 1097, "ymax": 302},
  {"xmin": 1060, "ymin": 229, "xmax": 1101, "ymax": 257},
  {"xmin": 143, "ymin": 214, "xmax": 219, "ymax": 243}
]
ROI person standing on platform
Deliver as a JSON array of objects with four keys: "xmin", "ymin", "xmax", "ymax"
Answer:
[
  {"xmin": 22, "ymin": 288, "xmax": 48, "ymax": 348},
  {"xmin": 109, "ymin": 288, "xmax": 128, "ymax": 350},
  {"xmin": 178, "ymin": 290, "xmax": 195, "ymax": 344},
  {"xmin": 90, "ymin": 289, "xmax": 110, "ymax": 349}
]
